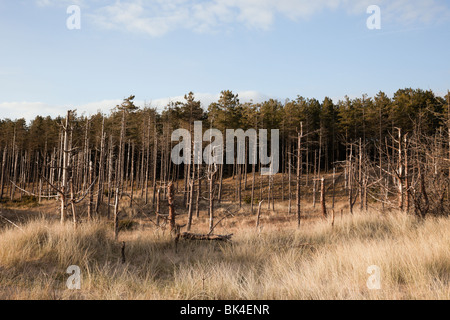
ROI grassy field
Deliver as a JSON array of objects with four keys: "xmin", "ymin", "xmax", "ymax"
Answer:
[{"xmin": 0, "ymin": 196, "xmax": 448, "ymax": 300}]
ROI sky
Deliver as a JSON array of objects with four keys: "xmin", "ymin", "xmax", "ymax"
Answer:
[{"xmin": 0, "ymin": 0, "xmax": 449, "ymax": 121}]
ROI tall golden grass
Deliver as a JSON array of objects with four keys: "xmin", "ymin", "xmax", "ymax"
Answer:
[{"xmin": 0, "ymin": 209, "xmax": 448, "ymax": 300}]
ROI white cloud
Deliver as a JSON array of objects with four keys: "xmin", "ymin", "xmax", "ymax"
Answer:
[
  {"xmin": 35, "ymin": 0, "xmax": 84, "ymax": 7},
  {"xmin": 34, "ymin": 0, "xmax": 450, "ymax": 36},
  {"xmin": 82, "ymin": 0, "xmax": 450, "ymax": 36},
  {"xmin": 0, "ymin": 91, "xmax": 271, "ymax": 121},
  {"xmin": 0, "ymin": 102, "xmax": 63, "ymax": 121}
]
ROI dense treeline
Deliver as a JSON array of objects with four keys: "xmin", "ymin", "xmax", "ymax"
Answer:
[
  {"xmin": 0, "ymin": 88, "xmax": 449, "ymax": 233},
  {"xmin": 1, "ymin": 88, "xmax": 448, "ymax": 178}
]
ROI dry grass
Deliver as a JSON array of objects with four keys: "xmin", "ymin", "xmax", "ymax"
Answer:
[{"xmin": 0, "ymin": 206, "xmax": 448, "ymax": 300}]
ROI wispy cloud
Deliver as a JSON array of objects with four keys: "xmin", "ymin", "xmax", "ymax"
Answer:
[
  {"xmin": 35, "ymin": 0, "xmax": 450, "ymax": 36},
  {"xmin": 35, "ymin": 0, "xmax": 84, "ymax": 7}
]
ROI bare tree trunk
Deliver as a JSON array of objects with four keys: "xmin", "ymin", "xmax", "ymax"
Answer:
[
  {"xmin": 125, "ymin": 140, "xmax": 131, "ymax": 190},
  {"xmin": 118, "ymin": 110, "xmax": 126, "ymax": 197},
  {"xmin": 168, "ymin": 182, "xmax": 176, "ymax": 233},
  {"xmin": 107, "ymin": 136, "xmax": 113, "ymax": 219},
  {"xmin": 113, "ymin": 110, "xmax": 126, "ymax": 238},
  {"xmin": 321, "ymin": 177, "xmax": 327, "ymax": 218},
  {"xmin": 359, "ymin": 138, "xmax": 363, "ymax": 211},
  {"xmin": 187, "ymin": 162, "xmax": 195, "ymax": 232},
  {"xmin": 312, "ymin": 150, "xmax": 317, "ymax": 208},
  {"xmin": 38, "ymin": 178, "xmax": 42, "ymax": 204},
  {"xmin": 183, "ymin": 163, "xmax": 189, "ymax": 208},
  {"xmin": 281, "ymin": 133, "xmax": 285, "ymax": 203},
  {"xmin": 95, "ymin": 118, "xmax": 105, "ymax": 214},
  {"xmin": 209, "ymin": 168, "xmax": 215, "ymax": 233},
  {"xmin": 57, "ymin": 128, "xmax": 63, "ymax": 197},
  {"xmin": 114, "ymin": 187, "xmax": 120, "ymax": 241},
  {"xmin": 0, "ymin": 146, "xmax": 7, "ymax": 200},
  {"xmin": 397, "ymin": 128, "xmax": 404, "ymax": 211},
  {"xmin": 297, "ymin": 123, "xmax": 303, "ymax": 229},
  {"xmin": 218, "ymin": 164, "xmax": 223, "ymax": 204},
  {"xmin": 32, "ymin": 151, "xmax": 39, "ymax": 195},
  {"xmin": 306, "ymin": 143, "xmax": 309, "ymax": 187},
  {"xmin": 318, "ymin": 125, "xmax": 323, "ymax": 176},
  {"xmin": 267, "ymin": 175, "xmax": 271, "ymax": 211},
  {"xmin": 70, "ymin": 174, "xmax": 77, "ymax": 229},
  {"xmin": 196, "ymin": 162, "xmax": 201, "ymax": 218},
  {"xmin": 156, "ymin": 188, "xmax": 161, "ymax": 226},
  {"xmin": 404, "ymin": 134, "xmax": 410, "ymax": 213},
  {"xmin": 81, "ymin": 119, "xmax": 89, "ymax": 191},
  {"xmin": 348, "ymin": 144, "xmax": 354, "ymax": 215},
  {"xmin": 238, "ymin": 163, "xmax": 242, "ymax": 208},
  {"xmin": 60, "ymin": 111, "xmax": 70, "ymax": 224},
  {"xmin": 288, "ymin": 139, "xmax": 292, "ymax": 214},
  {"xmin": 87, "ymin": 161, "xmax": 94, "ymax": 221},
  {"xmin": 140, "ymin": 121, "xmax": 146, "ymax": 194},
  {"xmin": 379, "ymin": 105, "xmax": 384, "ymax": 210},
  {"xmin": 11, "ymin": 148, "xmax": 18, "ymax": 201},
  {"xmin": 130, "ymin": 143, "xmax": 135, "ymax": 208},
  {"xmin": 329, "ymin": 167, "xmax": 334, "ymax": 209},
  {"xmin": 256, "ymin": 200, "xmax": 264, "ymax": 229},
  {"xmin": 244, "ymin": 144, "xmax": 248, "ymax": 191},
  {"xmin": 49, "ymin": 149, "xmax": 56, "ymax": 198},
  {"xmin": 251, "ymin": 151, "xmax": 256, "ymax": 215},
  {"xmin": 145, "ymin": 114, "xmax": 151, "ymax": 205},
  {"xmin": 152, "ymin": 124, "xmax": 158, "ymax": 208}
]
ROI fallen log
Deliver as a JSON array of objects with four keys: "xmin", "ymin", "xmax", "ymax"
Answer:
[{"xmin": 180, "ymin": 232, "xmax": 233, "ymax": 242}]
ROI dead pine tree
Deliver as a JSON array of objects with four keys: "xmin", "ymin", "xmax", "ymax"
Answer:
[
  {"xmin": 256, "ymin": 200, "xmax": 265, "ymax": 230},
  {"xmin": 156, "ymin": 188, "xmax": 161, "ymax": 226},
  {"xmin": 152, "ymin": 122, "xmax": 158, "ymax": 208},
  {"xmin": 113, "ymin": 134, "xmax": 125, "ymax": 240},
  {"xmin": 250, "ymin": 120, "xmax": 258, "ymax": 215},
  {"xmin": 168, "ymin": 182, "xmax": 176, "ymax": 234},
  {"xmin": 347, "ymin": 143, "xmax": 358, "ymax": 215},
  {"xmin": 87, "ymin": 161, "xmax": 94, "ymax": 221},
  {"xmin": 312, "ymin": 150, "xmax": 318, "ymax": 208},
  {"xmin": 113, "ymin": 98, "xmax": 134, "ymax": 240},
  {"xmin": 10, "ymin": 128, "xmax": 17, "ymax": 201},
  {"xmin": 404, "ymin": 134, "xmax": 410, "ymax": 213},
  {"xmin": 195, "ymin": 162, "xmax": 201, "ymax": 219},
  {"xmin": 288, "ymin": 140, "xmax": 293, "ymax": 215},
  {"xmin": 320, "ymin": 177, "xmax": 327, "ymax": 219},
  {"xmin": 0, "ymin": 146, "xmax": 7, "ymax": 200},
  {"xmin": 69, "ymin": 169, "xmax": 78, "ymax": 229},
  {"xmin": 144, "ymin": 113, "xmax": 151, "ymax": 205},
  {"xmin": 129, "ymin": 142, "xmax": 135, "ymax": 209},
  {"xmin": 396, "ymin": 128, "xmax": 404, "ymax": 212},
  {"xmin": 186, "ymin": 160, "xmax": 195, "ymax": 232},
  {"xmin": 60, "ymin": 110, "xmax": 71, "ymax": 224},
  {"xmin": 267, "ymin": 175, "xmax": 272, "ymax": 211},
  {"xmin": 359, "ymin": 138, "xmax": 364, "ymax": 211},
  {"xmin": 35, "ymin": 111, "xmax": 98, "ymax": 229},
  {"xmin": 114, "ymin": 187, "xmax": 120, "ymax": 241},
  {"xmin": 332, "ymin": 167, "xmax": 336, "ymax": 209},
  {"xmin": 208, "ymin": 163, "xmax": 217, "ymax": 234},
  {"xmin": 106, "ymin": 135, "xmax": 114, "ymax": 219},
  {"xmin": 95, "ymin": 117, "xmax": 106, "ymax": 215},
  {"xmin": 296, "ymin": 123, "xmax": 303, "ymax": 229}
]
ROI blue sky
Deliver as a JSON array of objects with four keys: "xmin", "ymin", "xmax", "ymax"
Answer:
[{"xmin": 1, "ymin": 0, "xmax": 449, "ymax": 121}]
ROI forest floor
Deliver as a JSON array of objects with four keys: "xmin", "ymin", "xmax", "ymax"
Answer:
[{"xmin": 0, "ymin": 175, "xmax": 449, "ymax": 300}]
